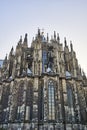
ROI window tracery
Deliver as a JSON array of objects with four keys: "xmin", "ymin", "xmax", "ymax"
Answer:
[{"xmin": 48, "ymin": 80, "xmax": 55, "ymax": 120}]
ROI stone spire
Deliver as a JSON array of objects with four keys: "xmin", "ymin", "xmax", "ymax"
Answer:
[
  {"xmin": 64, "ymin": 37, "xmax": 67, "ymax": 46},
  {"xmin": 19, "ymin": 36, "xmax": 22, "ymax": 43},
  {"xmin": 38, "ymin": 28, "xmax": 40, "ymax": 36},
  {"xmin": 23, "ymin": 33, "xmax": 28, "ymax": 47},
  {"xmin": 11, "ymin": 46, "xmax": 13, "ymax": 52},
  {"xmin": 54, "ymin": 31, "xmax": 56, "ymax": 40},
  {"xmin": 70, "ymin": 41, "xmax": 73, "ymax": 52},
  {"xmin": 10, "ymin": 46, "xmax": 14, "ymax": 56},
  {"xmin": 17, "ymin": 36, "xmax": 22, "ymax": 45},
  {"xmin": 24, "ymin": 33, "xmax": 28, "ymax": 43},
  {"xmin": 57, "ymin": 33, "xmax": 60, "ymax": 43}
]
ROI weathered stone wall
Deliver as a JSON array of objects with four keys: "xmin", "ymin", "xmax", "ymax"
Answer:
[{"xmin": 0, "ymin": 29, "xmax": 87, "ymax": 130}]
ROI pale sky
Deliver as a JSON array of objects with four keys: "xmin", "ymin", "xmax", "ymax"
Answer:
[{"xmin": 0, "ymin": 0, "xmax": 87, "ymax": 75}]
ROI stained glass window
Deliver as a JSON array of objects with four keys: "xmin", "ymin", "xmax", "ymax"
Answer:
[
  {"xmin": 67, "ymin": 85, "xmax": 73, "ymax": 107},
  {"xmin": 48, "ymin": 80, "xmax": 55, "ymax": 120}
]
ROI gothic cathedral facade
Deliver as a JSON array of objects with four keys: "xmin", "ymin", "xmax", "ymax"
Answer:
[{"xmin": 0, "ymin": 29, "xmax": 87, "ymax": 130}]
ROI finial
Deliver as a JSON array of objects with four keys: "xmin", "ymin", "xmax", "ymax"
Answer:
[
  {"xmin": 54, "ymin": 31, "xmax": 56, "ymax": 40},
  {"xmin": 70, "ymin": 41, "xmax": 73, "ymax": 51},
  {"xmin": 64, "ymin": 37, "xmax": 67, "ymax": 46},
  {"xmin": 57, "ymin": 33, "xmax": 60, "ymax": 43}
]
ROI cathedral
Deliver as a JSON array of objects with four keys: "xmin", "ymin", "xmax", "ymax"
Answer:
[{"xmin": 0, "ymin": 29, "xmax": 87, "ymax": 130}]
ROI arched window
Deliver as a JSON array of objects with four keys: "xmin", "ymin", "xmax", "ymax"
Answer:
[
  {"xmin": 0, "ymin": 85, "xmax": 10, "ymax": 123},
  {"xmin": 48, "ymin": 80, "xmax": 55, "ymax": 120},
  {"xmin": 26, "ymin": 82, "xmax": 33, "ymax": 121},
  {"xmin": 67, "ymin": 85, "xmax": 73, "ymax": 108},
  {"xmin": 17, "ymin": 83, "xmax": 24, "ymax": 106},
  {"xmin": 67, "ymin": 83, "xmax": 75, "ymax": 122},
  {"xmin": 38, "ymin": 81, "xmax": 44, "ymax": 121},
  {"xmin": 17, "ymin": 82, "xmax": 24, "ymax": 121},
  {"xmin": 1, "ymin": 85, "xmax": 10, "ymax": 109}
]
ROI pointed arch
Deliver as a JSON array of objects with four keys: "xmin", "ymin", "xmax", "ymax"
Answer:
[
  {"xmin": 48, "ymin": 79, "xmax": 55, "ymax": 120},
  {"xmin": 0, "ymin": 84, "xmax": 10, "ymax": 123},
  {"xmin": 25, "ymin": 81, "xmax": 33, "ymax": 121},
  {"xmin": 38, "ymin": 79, "xmax": 44, "ymax": 121},
  {"xmin": 16, "ymin": 81, "xmax": 25, "ymax": 121},
  {"xmin": 66, "ymin": 82, "xmax": 75, "ymax": 122},
  {"xmin": 17, "ymin": 81, "xmax": 24, "ymax": 106},
  {"xmin": 1, "ymin": 85, "xmax": 10, "ymax": 109},
  {"xmin": 66, "ymin": 82, "xmax": 74, "ymax": 108}
]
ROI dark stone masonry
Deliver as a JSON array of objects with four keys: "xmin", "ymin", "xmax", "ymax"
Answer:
[{"xmin": 0, "ymin": 29, "xmax": 87, "ymax": 130}]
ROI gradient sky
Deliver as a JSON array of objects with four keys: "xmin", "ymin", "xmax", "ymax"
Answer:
[{"xmin": 0, "ymin": 0, "xmax": 87, "ymax": 75}]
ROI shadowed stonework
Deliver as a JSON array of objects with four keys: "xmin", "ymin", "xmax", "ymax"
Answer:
[{"xmin": 0, "ymin": 29, "xmax": 87, "ymax": 130}]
